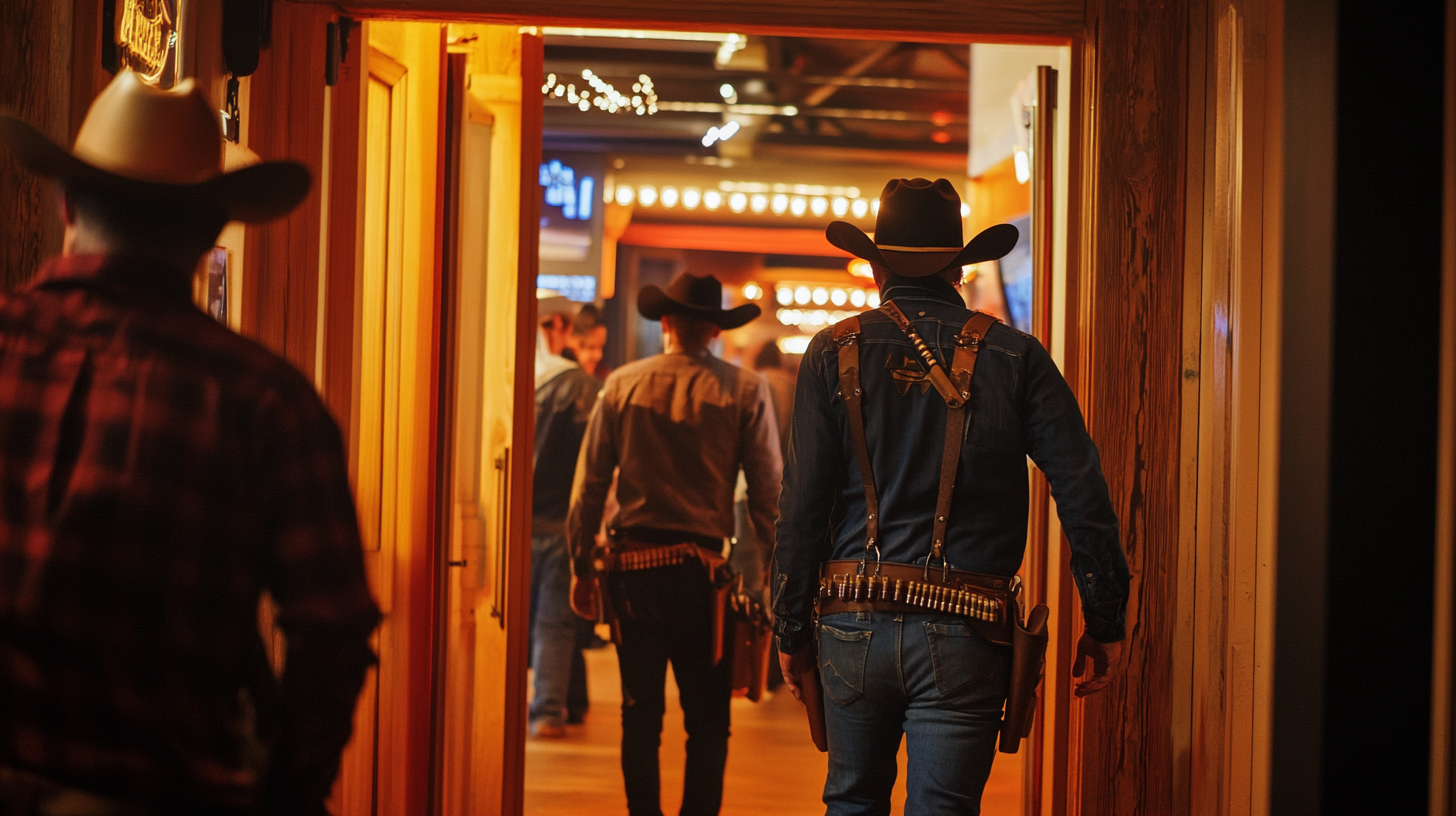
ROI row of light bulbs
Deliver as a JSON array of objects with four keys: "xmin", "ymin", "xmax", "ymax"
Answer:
[
  {"xmin": 613, "ymin": 184, "xmax": 884, "ymax": 219},
  {"xmin": 611, "ymin": 184, "xmax": 972, "ymax": 221},
  {"xmin": 761, "ymin": 284, "xmax": 881, "ymax": 310},
  {"xmin": 776, "ymin": 308, "xmax": 862, "ymax": 330}
]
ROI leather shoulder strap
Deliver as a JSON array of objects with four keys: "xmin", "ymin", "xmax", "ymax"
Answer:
[
  {"xmin": 832, "ymin": 316, "xmax": 880, "ymax": 561},
  {"xmin": 929, "ymin": 311, "xmax": 999, "ymax": 572}
]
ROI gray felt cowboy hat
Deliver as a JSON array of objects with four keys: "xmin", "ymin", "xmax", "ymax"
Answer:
[
  {"xmin": 826, "ymin": 178, "xmax": 1019, "ymax": 277},
  {"xmin": 638, "ymin": 272, "xmax": 761, "ymax": 329},
  {"xmin": 0, "ymin": 69, "xmax": 309, "ymax": 223}
]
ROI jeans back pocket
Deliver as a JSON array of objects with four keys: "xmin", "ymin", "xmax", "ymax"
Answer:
[
  {"xmin": 924, "ymin": 621, "xmax": 1000, "ymax": 698},
  {"xmin": 818, "ymin": 624, "xmax": 872, "ymax": 705}
]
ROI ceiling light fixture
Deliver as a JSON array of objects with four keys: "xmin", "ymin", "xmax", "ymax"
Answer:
[
  {"xmin": 1014, "ymin": 146, "xmax": 1031, "ymax": 184},
  {"xmin": 701, "ymin": 119, "xmax": 741, "ymax": 147}
]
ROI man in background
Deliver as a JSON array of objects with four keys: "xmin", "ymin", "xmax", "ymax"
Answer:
[
  {"xmin": 0, "ymin": 71, "xmax": 379, "ymax": 815},
  {"xmin": 751, "ymin": 342, "xmax": 795, "ymax": 460},
  {"xmin": 566, "ymin": 303, "xmax": 609, "ymax": 378},
  {"xmin": 529, "ymin": 293, "xmax": 603, "ymax": 737},
  {"xmin": 568, "ymin": 273, "xmax": 780, "ymax": 816}
]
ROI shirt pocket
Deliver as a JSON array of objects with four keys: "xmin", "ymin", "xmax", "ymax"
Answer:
[
  {"xmin": 818, "ymin": 623, "xmax": 872, "ymax": 705},
  {"xmin": 923, "ymin": 621, "xmax": 1000, "ymax": 698}
]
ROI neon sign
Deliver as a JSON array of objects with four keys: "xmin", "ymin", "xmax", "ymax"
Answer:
[
  {"xmin": 117, "ymin": 0, "xmax": 178, "ymax": 88},
  {"xmin": 540, "ymin": 160, "xmax": 595, "ymax": 221}
]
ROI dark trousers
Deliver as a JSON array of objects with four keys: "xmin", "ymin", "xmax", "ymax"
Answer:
[{"xmin": 611, "ymin": 562, "xmax": 732, "ymax": 816}]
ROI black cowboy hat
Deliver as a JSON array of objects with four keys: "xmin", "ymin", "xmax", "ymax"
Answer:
[
  {"xmin": 825, "ymin": 178, "xmax": 1019, "ymax": 277},
  {"xmin": 638, "ymin": 272, "xmax": 761, "ymax": 329}
]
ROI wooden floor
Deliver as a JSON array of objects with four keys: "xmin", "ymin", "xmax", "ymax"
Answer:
[{"xmin": 525, "ymin": 645, "xmax": 1023, "ymax": 815}]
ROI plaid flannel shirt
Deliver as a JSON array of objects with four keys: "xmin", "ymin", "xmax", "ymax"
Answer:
[{"xmin": 0, "ymin": 255, "xmax": 381, "ymax": 812}]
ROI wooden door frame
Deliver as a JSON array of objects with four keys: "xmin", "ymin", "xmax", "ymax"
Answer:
[{"xmin": 308, "ymin": 3, "xmax": 1189, "ymax": 815}]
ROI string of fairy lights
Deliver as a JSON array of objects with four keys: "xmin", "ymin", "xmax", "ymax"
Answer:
[{"xmin": 542, "ymin": 71, "xmax": 658, "ymax": 115}]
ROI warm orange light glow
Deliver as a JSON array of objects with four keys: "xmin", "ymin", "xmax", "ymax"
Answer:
[{"xmin": 848, "ymin": 258, "xmax": 874, "ymax": 279}]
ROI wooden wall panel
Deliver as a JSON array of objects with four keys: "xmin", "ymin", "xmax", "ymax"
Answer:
[
  {"xmin": 242, "ymin": 4, "xmax": 332, "ymax": 372},
  {"xmin": 301, "ymin": 0, "xmax": 1081, "ymax": 43},
  {"xmin": 0, "ymin": 0, "xmax": 107, "ymax": 291},
  {"xmin": 1076, "ymin": 1, "xmax": 1188, "ymax": 814},
  {"xmin": 324, "ymin": 21, "xmax": 366, "ymax": 433}
]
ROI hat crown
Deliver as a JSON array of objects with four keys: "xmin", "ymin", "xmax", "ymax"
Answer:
[
  {"xmin": 71, "ymin": 70, "xmax": 222, "ymax": 186},
  {"xmin": 872, "ymin": 178, "xmax": 964, "ymax": 250},
  {"xmin": 665, "ymin": 273, "xmax": 724, "ymax": 311}
]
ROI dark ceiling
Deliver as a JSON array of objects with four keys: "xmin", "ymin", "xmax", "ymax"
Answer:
[{"xmin": 540, "ymin": 33, "xmax": 970, "ymax": 159}]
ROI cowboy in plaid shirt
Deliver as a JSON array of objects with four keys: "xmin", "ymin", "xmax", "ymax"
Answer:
[{"xmin": 0, "ymin": 73, "xmax": 380, "ymax": 815}]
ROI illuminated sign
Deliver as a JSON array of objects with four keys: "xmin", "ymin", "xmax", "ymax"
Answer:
[
  {"xmin": 540, "ymin": 160, "xmax": 595, "ymax": 221},
  {"xmin": 117, "ymin": 0, "xmax": 179, "ymax": 88},
  {"xmin": 539, "ymin": 152, "xmax": 605, "ymax": 296},
  {"xmin": 537, "ymin": 274, "xmax": 597, "ymax": 303}
]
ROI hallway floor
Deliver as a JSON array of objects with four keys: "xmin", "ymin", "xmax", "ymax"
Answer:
[{"xmin": 524, "ymin": 644, "xmax": 1023, "ymax": 815}]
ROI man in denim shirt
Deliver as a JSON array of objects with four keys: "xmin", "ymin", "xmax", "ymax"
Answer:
[{"xmin": 773, "ymin": 179, "xmax": 1131, "ymax": 816}]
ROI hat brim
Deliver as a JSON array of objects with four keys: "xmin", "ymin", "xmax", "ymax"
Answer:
[
  {"xmin": 826, "ymin": 221, "xmax": 1020, "ymax": 278},
  {"xmin": 637, "ymin": 285, "xmax": 761, "ymax": 329},
  {"xmin": 0, "ymin": 115, "xmax": 310, "ymax": 224}
]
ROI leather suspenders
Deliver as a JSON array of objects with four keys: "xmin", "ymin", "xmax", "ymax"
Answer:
[{"xmin": 831, "ymin": 302, "xmax": 999, "ymax": 577}]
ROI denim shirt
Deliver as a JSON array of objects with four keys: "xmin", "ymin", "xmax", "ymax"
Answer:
[{"xmin": 772, "ymin": 276, "xmax": 1131, "ymax": 654}]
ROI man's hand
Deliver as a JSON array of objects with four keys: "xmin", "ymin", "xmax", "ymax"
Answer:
[
  {"xmin": 570, "ymin": 574, "xmax": 599, "ymax": 621},
  {"xmin": 1072, "ymin": 632, "xmax": 1124, "ymax": 697},
  {"xmin": 778, "ymin": 646, "xmax": 816, "ymax": 704}
]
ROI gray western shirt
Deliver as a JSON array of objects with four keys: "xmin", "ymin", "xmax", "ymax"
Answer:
[{"xmin": 567, "ymin": 349, "xmax": 783, "ymax": 576}]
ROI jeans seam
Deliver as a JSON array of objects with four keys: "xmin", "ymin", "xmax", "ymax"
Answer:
[{"xmin": 895, "ymin": 614, "xmax": 907, "ymax": 697}]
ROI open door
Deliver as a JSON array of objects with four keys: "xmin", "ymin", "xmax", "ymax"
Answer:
[{"xmin": 432, "ymin": 25, "xmax": 544, "ymax": 815}]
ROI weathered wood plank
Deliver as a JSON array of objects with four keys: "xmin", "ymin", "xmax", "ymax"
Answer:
[
  {"xmin": 1, "ymin": 0, "xmax": 75, "ymax": 291},
  {"xmin": 295, "ymin": 0, "xmax": 1082, "ymax": 42},
  {"xmin": 242, "ymin": 4, "xmax": 330, "ymax": 373},
  {"xmin": 1076, "ymin": 0, "xmax": 1188, "ymax": 813}
]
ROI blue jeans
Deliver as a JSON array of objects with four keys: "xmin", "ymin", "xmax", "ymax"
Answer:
[
  {"xmin": 530, "ymin": 532, "xmax": 577, "ymax": 726},
  {"xmin": 818, "ymin": 611, "xmax": 1010, "ymax": 816}
]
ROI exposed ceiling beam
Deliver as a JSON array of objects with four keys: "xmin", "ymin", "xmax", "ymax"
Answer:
[
  {"xmin": 933, "ymin": 44, "xmax": 971, "ymax": 76},
  {"xmin": 802, "ymin": 42, "xmax": 899, "ymax": 108}
]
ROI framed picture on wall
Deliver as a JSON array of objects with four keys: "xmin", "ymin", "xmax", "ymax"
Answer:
[{"xmin": 206, "ymin": 247, "xmax": 228, "ymax": 323}]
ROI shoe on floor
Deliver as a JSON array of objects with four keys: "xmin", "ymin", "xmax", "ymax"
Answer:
[{"xmin": 530, "ymin": 719, "xmax": 566, "ymax": 738}]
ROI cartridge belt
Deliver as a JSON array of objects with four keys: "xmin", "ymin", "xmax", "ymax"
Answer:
[
  {"xmin": 818, "ymin": 560, "xmax": 1017, "ymax": 645},
  {"xmin": 606, "ymin": 539, "xmax": 726, "ymax": 573}
]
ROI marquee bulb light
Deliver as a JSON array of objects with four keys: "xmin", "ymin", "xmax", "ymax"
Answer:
[
  {"xmin": 682, "ymin": 188, "xmax": 702, "ymax": 209},
  {"xmin": 660, "ymin": 187, "xmax": 679, "ymax": 207},
  {"xmin": 615, "ymin": 185, "xmax": 635, "ymax": 206},
  {"xmin": 704, "ymin": 190, "xmax": 724, "ymax": 210}
]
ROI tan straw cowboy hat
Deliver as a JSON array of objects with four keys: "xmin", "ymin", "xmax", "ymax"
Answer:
[
  {"xmin": 826, "ymin": 178, "xmax": 1019, "ymax": 278},
  {"xmin": 0, "ymin": 69, "xmax": 308, "ymax": 223}
]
